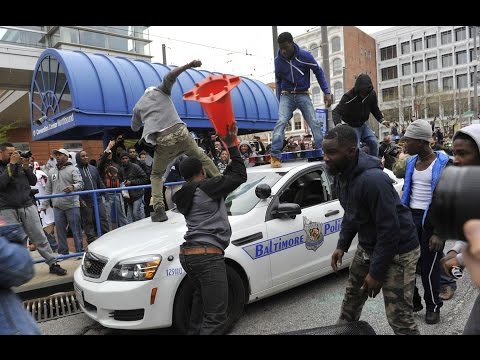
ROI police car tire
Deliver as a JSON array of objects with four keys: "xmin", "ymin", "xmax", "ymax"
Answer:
[{"xmin": 172, "ymin": 265, "xmax": 246, "ymax": 334}]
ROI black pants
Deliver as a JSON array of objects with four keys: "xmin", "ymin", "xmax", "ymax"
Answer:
[
  {"xmin": 410, "ymin": 209, "xmax": 443, "ymax": 313},
  {"xmin": 179, "ymin": 246, "xmax": 228, "ymax": 335}
]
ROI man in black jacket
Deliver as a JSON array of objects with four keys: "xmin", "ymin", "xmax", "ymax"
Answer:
[
  {"xmin": 76, "ymin": 150, "xmax": 109, "ymax": 243},
  {"xmin": 0, "ymin": 143, "xmax": 66, "ymax": 275},
  {"xmin": 173, "ymin": 122, "xmax": 247, "ymax": 335},
  {"xmin": 323, "ymin": 126, "xmax": 420, "ymax": 335},
  {"xmin": 332, "ymin": 74, "xmax": 388, "ymax": 157}
]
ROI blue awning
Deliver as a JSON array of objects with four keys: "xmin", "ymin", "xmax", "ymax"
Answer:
[{"xmin": 30, "ymin": 49, "xmax": 279, "ymax": 140}]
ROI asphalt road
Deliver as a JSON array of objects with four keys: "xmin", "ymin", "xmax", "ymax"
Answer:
[{"xmin": 38, "ymin": 241, "xmax": 479, "ymax": 335}]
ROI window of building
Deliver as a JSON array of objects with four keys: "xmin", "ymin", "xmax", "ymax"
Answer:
[
  {"xmin": 403, "ymin": 106, "xmax": 412, "ymax": 120},
  {"xmin": 293, "ymin": 112, "xmax": 302, "ymax": 130},
  {"xmin": 380, "ymin": 45, "xmax": 397, "ymax": 60},
  {"xmin": 426, "ymin": 101, "xmax": 439, "ymax": 118},
  {"xmin": 470, "ymin": 48, "xmax": 476, "ymax": 62},
  {"xmin": 456, "ymin": 74, "xmax": 468, "ymax": 89},
  {"xmin": 426, "ymin": 57, "xmax": 437, "ymax": 71},
  {"xmin": 402, "ymin": 63, "xmax": 411, "ymax": 76},
  {"xmin": 456, "ymin": 50, "xmax": 467, "ymax": 65},
  {"xmin": 312, "ymin": 87, "xmax": 321, "ymax": 104},
  {"xmin": 441, "ymin": 30, "xmax": 452, "ymax": 45},
  {"xmin": 333, "ymin": 82, "xmax": 343, "ymax": 103},
  {"xmin": 413, "ymin": 38, "xmax": 423, "ymax": 52},
  {"xmin": 381, "ymin": 66, "xmax": 398, "ymax": 81},
  {"xmin": 286, "ymin": 119, "xmax": 292, "ymax": 132},
  {"xmin": 401, "ymin": 41, "xmax": 410, "ymax": 55},
  {"xmin": 402, "ymin": 84, "xmax": 412, "ymax": 97},
  {"xmin": 414, "ymin": 60, "xmax": 423, "ymax": 73},
  {"xmin": 455, "ymin": 27, "xmax": 466, "ymax": 41},
  {"xmin": 414, "ymin": 82, "xmax": 424, "ymax": 96},
  {"xmin": 425, "ymin": 34, "xmax": 437, "ymax": 48},
  {"xmin": 331, "ymin": 37, "xmax": 341, "ymax": 52},
  {"xmin": 442, "ymin": 53, "xmax": 453, "ymax": 67},
  {"xmin": 333, "ymin": 58, "xmax": 342, "ymax": 75},
  {"xmin": 426, "ymin": 79, "xmax": 438, "ymax": 93},
  {"xmin": 442, "ymin": 76, "xmax": 453, "ymax": 91},
  {"xmin": 64, "ymin": 142, "xmax": 83, "ymax": 151},
  {"xmin": 309, "ymin": 43, "xmax": 319, "ymax": 58},
  {"xmin": 79, "ymin": 30, "xmax": 106, "ymax": 48},
  {"xmin": 470, "ymin": 72, "xmax": 477, "ymax": 86},
  {"xmin": 443, "ymin": 99, "xmax": 455, "ymax": 117},
  {"xmin": 382, "ymin": 86, "xmax": 399, "ymax": 101}
]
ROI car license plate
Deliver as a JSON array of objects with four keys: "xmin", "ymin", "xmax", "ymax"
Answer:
[{"xmin": 74, "ymin": 283, "xmax": 85, "ymax": 309}]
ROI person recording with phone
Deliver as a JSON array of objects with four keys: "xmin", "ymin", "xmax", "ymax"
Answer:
[{"xmin": 0, "ymin": 143, "xmax": 66, "ymax": 275}]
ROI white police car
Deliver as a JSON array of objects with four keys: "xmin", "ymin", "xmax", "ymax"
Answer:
[{"xmin": 73, "ymin": 153, "xmax": 403, "ymax": 333}]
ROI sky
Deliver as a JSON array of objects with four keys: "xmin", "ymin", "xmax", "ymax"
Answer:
[{"xmin": 149, "ymin": 26, "xmax": 392, "ymax": 83}]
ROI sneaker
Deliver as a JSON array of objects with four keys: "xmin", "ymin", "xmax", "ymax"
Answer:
[
  {"xmin": 151, "ymin": 208, "xmax": 168, "ymax": 222},
  {"xmin": 49, "ymin": 263, "xmax": 67, "ymax": 276},
  {"xmin": 439, "ymin": 284, "xmax": 456, "ymax": 300},
  {"xmin": 425, "ymin": 310, "xmax": 440, "ymax": 324},
  {"xmin": 270, "ymin": 156, "xmax": 281, "ymax": 168}
]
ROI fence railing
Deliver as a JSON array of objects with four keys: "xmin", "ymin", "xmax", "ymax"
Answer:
[{"xmin": 33, "ymin": 181, "xmax": 184, "ymax": 263}]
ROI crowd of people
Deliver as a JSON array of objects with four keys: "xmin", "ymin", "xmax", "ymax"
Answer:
[{"xmin": 1, "ymin": 30, "xmax": 480, "ymax": 335}]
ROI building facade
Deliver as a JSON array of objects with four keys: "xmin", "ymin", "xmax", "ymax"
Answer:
[
  {"xmin": 374, "ymin": 26, "xmax": 480, "ymax": 135},
  {"xmin": 0, "ymin": 26, "xmax": 151, "ymax": 163}
]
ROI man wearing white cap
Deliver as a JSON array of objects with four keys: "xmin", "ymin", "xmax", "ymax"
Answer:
[
  {"xmin": 401, "ymin": 120, "xmax": 450, "ymax": 324},
  {"xmin": 40, "ymin": 148, "xmax": 84, "ymax": 255}
]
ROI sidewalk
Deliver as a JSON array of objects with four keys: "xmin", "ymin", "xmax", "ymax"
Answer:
[
  {"xmin": 14, "ymin": 237, "xmax": 86, "ymax": 294},
  {"xmin": 14, "ymin": 253, "xmax": 82, "ymax": 294}
]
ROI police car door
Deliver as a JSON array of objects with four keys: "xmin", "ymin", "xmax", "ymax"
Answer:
[{"xmin": 265, "ymin": 167, "xmax": 344, "ymax": 286}]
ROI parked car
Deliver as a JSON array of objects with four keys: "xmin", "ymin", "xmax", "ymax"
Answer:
[{"xmin": 74, "ymin": 157, "xmax": 403, "ymax": 333}]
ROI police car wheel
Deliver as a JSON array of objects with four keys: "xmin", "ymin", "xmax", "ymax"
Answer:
[{"xmin": 172, "ymin": 265, "xmax": 246, "ymax": 334}]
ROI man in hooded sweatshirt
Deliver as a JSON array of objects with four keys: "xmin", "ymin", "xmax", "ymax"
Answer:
[
  {"xmin": 173, "ymin": 122, "xmax": 246, "ymax": 335},
  {"xmin": 40, "ymin": 149, "xmax": 84, "ymax": 254},
  {"xmin": 324, "ymin": 125, "xmax": 420, "ymax": 335},
  {"xmin": 332, "ymin": 73, "xmax": 388, "ymax": 157},
  {"xmin": 271, "ymin": 32, "xmax": 333, "ymax": 168}
]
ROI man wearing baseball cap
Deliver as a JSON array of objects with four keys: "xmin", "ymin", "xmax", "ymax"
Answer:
[
  {"xmin": 400, "ymin": 119, "xmax": 450, "ymax": 324},
  {"xmin": 40, "ymin": 148, "xmax": 84, "ymax": 255}
]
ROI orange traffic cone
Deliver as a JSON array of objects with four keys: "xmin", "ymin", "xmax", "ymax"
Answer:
[{"xmin": 183, "ymin": 74, "xmax": 241, "ymax": 138}]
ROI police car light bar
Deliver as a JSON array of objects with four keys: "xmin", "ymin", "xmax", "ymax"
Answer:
[{"xmin": 248, "ymin": 149, "xmax": 323, "ymax": 166}]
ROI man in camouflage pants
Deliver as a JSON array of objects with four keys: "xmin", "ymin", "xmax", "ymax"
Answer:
[
  {"xmin": 323, "ymin": 125, "xmax": 420, "ymax": 335},
  {"xmin": 131, "ymin": 59, "xmax": 220, "ymax": 222}
]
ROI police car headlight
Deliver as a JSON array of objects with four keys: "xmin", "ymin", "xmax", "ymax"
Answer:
[{"xmin": 107, "ymin": 255, "xmax": 162, "ymax": 281}]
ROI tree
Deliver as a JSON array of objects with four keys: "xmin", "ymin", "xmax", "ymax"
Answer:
[{"xmin": 0, "ymin": 123, "xmax": 20, "ymax": 143}]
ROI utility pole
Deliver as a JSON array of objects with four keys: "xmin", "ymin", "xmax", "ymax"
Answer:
[
  {"xmin": 473, "ymin": 26, "xmax": 478, "ymax": 120},
  {"xmin": 272, "ymin": 26, "xmax": 279, "ymax": 63},
  {"xmin": 321, "ymin": 26, "xmax": 333, "ymax": 130},
  {"xmin": 162, "ymin": 44, "xmax": 167, "ymax": 65}
]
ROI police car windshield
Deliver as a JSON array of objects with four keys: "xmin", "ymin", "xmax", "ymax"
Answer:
[{"xmin": 225, "ymin": 172, "xmax": 283, "ymax": 216}]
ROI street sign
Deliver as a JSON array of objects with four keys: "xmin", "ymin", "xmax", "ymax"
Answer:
[{"xmin": 463, "ymin": 110, "xmax": 475, "ymax": 116}]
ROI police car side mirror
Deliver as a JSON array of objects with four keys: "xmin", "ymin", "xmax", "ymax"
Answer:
[
  {"xmin": 272, "ymin": 203, "xmax": 301, "ymax": 219},
  {"xmin": 255, "ymin": 184, "xmax": 271, "ymax": 199}
]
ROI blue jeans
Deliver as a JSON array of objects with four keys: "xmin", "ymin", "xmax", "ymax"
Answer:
[
  {"xmin": 352, "ymin": 123, "xmax": 379, "ymax": 157},
  {"xmin": 271, "ymin": 94, "xmax": 322, "ymax": 157},
  {"xmin": 179, "ymin": 247, "xmax": 228, "ymax": 335},
  {"xmin": 54, "ymin": 207, "xmax": 83, "ymax": 254},
  {"xmin": 104, "ymin": 193, "xmax": 128, "ymax": 230},
  {"xmin": 126, "ymin": 197, "xmax": 145, "ymax": 223}
]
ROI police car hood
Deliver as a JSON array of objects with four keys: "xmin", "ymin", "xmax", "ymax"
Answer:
[
  {"xmin": 87, "ymin": 210, "xmax": 189, "ymax": 259},
  {"xmin": 87, "ymin": 209, "xmax": 247, "ymax": 260}
]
